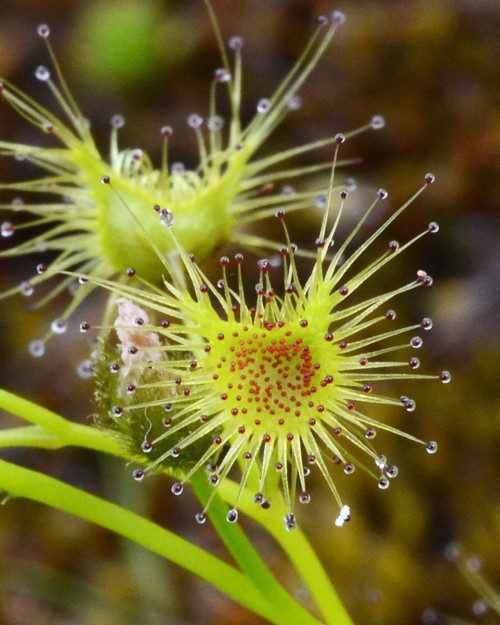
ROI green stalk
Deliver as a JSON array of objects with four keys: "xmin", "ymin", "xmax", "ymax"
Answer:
[
  {"xmin": 0, "ymin": 458, "xmax": 276, "ymax": 623},
  {"xmin": 0, "ymin": 388, "xmax": 75, "ymax": 438},
  {"xmin": 0, "ymin": 389, "xmax": 353, "ymax": 624},
  {"xmin": 191, "ymin": 473, "xmax": 324, "ymax": 625},
  {"xmin": 0, "ymin": 388, "xmax": 122, "ymax": 456},
  {"xmin": 218, "ymin": 480, "xmax": 355, "ymax": 625}
]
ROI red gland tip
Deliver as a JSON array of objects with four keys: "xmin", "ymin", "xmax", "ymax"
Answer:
[{"xmin": 101, "ymin": 175, "xmax": 110, "ymax": 184}]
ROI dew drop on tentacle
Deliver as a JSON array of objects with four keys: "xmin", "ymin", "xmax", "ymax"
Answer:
[
  {"xmin": 159, "ymin": 208, "xmax": 174, "ymax": 227},
  {"xmin": 20, "ymin": 281, "xmax": 34, "ymax": 297},
  {"xmin": 443, "ymin": 543, "xmax": 461, "ymax": 562},
  {"xmin": 207, "ymin": 115, "xmax": 224, "ymax": 131},
  {"xmin": 386, "ymin": 465, "xmax": 399, "ymax": 479},
  {"xmin": 345, "ymin": 177, "xmax": 357, "ymax": 192},
  {"xmin": 287, "ymin": 94, "xmax": 302, "ymax": 110},
  {"xmin": 256, "ymin": 98, "xmax": 272, "ymax": 114},
  {"xmin": 141, "ymin": 441, "xmax": 153, "ymax": 453},
  {"xmin": 378, "ymin": 477, "xmax": 390, "ymax": 490},
  {"xmin": 404, "ymin": 398, "xmax": 416, "ymax": 412},
  {"xmin": 171, "ymin": 162, "xmax": 185, "ymax": 175},
  {"xmin": 171, "ymin": 482, "xmax": 184, "ymax": 496},
  {"xmin": 315, "ymin": 194, "xmax": 328, "ymax": 209},
  {"xmin": 331, "ymin": 10, "xmax": 346, "ymax": 25},
  {"xmin": 281, "ymin": 184, "xmax": 295, "ymax": 196},
  {"xmin": 195, "ymin": 512, "xmax": 207, "ymax": 524},
  {"xmin": 472, "ymin": 600, "xmax": 488, "ymax": 617},
  {"xmin": 226, "ymin": 509, "xmax": 238, "ymax": 523},
  {"xmin": 284, "ymin": 513, "xmax": 297, "ymax": 531},
  {"xmin": 76, "ymin": 359, "xmax": 94, "ymax": 379},
  {"xmin": 1, "ymin": 222, "xmax": 15, "ymax": 237},
  {"xmin": 37, "ymin": 24, "xmax": 50, "ymax": 38},
  {"xmin": 228, "ymin": 35, "xmax": 243, "ymax": 51},
  {"xmin": 410, "ymin": 336, "xmax": 423, "ymax": 349},
  {"xmin": 426, "ymin": 441, "xmax": 438, "ymax": 454},
  {"xmin": 335, "ymin": 505, "xmax": 351, "ymax": 527},
  {"xmin": 187, "ymin": 114, "xmax": 203, "ymax": 129},
  {"xmin": 35, "ymin": 65, "xmax": 50, "ymax": 81},
  {"xmin": 132, "ymin": 469, "xmax": 145, "ymax": 482},
  {"xmin": 50, "ymin": 318, "xmax": 67, "ymax": 334},
  {"xmin": 214, "ymin": 68, "xmax": 231, "ymax": 83},
  {"xmin": 28, "ymin": 340, "xmax": 45, "ymax": 358},
  {"xmin": 421, "ymin": 317, "xmax": 433, "ymax": 330},
  {"xmin": 110, "ymin": 114, "xmax": 125, "ymax": 129},
  {"xmin": 370, "ymin": 115, "xmax": 385, "ymax": 130},
  {"xmin": 421, "ymin": 608, "xmax": 441, "ymax": 625},
  {"xmin": 439, "ymin": 371, "xmax": 451, "ymax": 384}
]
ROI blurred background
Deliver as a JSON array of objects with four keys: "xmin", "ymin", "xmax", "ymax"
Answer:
[{"xmin": 0, "ymin": 0, "xmax": 499, "ymax": 624}]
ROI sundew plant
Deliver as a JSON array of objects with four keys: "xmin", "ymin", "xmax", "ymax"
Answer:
[
  {"xmin": 0, "ymin": 5, "xmax": 452, "ymax": 625},
  {"xmin": 91, "ymin": 167, "xmax": 448, "ymax": 531},
  {"xmin": 0, "ymin": 7, "xmax": 377, "ymax": 352}
]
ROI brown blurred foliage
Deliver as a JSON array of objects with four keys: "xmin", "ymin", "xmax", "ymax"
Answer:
[{"xmin": 0, "ymin": 1, "xmax": 499, "ymax": 624}]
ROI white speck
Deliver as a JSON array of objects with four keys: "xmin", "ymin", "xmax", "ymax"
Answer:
[{"xmin": 335, "ymin": 504, "xmax": 351, "ymax": 527}]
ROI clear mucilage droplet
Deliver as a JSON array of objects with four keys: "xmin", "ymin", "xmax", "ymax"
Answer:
[
  {"xmin": 256, "ymin": 98, "xmax": 271, "ymax": 114},
  {"xmin": 28, "ymin": 340, "xmax": 45, "ymax": 358},
  {"xmin": 50, "ymin": 318, "xmax": 67, "ymax": 334},
  {"xmin": 160, "ymin": 209, "xmax": 174, "ymax": 227},
  {"xmin": 1, "ymin": 222, "xmax": 15, "ymax": 237},
  {"xmin": 35, "ymin": 65, "xmax": 50, "ymax": 81}
]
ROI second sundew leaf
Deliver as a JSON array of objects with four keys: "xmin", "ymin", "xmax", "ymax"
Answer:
[{"xmin": 0, "ymin": 10, "xmax": 377, "ymax": 351}]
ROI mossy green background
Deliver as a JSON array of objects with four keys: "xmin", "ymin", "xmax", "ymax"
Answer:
[{"xmin": 0, "ymin": 1, "xmax": 498, "ymax": 624}]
